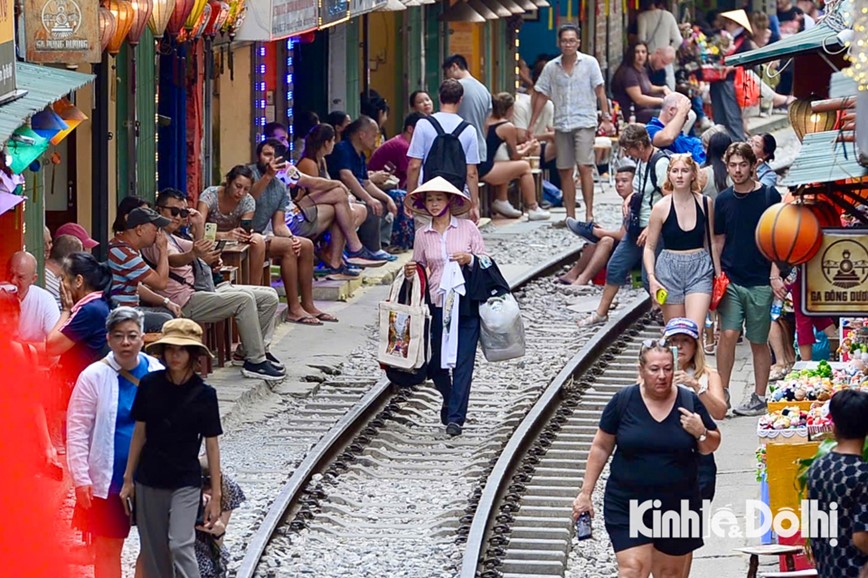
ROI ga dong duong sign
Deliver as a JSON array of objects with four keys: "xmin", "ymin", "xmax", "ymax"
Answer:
[
  {"xmin": 802, "ymin": 230, "xmax": 868, "ymax": 315},
  {"xmin": 24, "ymin": 0, "xmax": 100, "ymax": 64}
]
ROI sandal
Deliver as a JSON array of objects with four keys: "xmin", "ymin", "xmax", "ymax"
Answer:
[
  {"xmin": 315, "ymin": 312, "xmax": 339, "ymax": 323},
  {"xmin": 287, "ymin": 315, "xmax": 322, "ymax": 326},
  {"xmin": 577, "ymin": 311, "xmax": 608, "ymax": 327},
  {"xmin": 704, "ymin": 337, "xmax": 716, "ymax": 356}
]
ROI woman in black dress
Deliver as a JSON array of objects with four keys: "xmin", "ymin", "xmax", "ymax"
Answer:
[{"xmin": 572, "ymin": 341, "xmax": 720, "ymax": 577}]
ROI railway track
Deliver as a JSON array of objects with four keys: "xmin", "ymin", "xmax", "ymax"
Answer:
[
  {"xmin": 235, "ymin": 245, "xmax": 596, "ymax": 578},
  {"xmin": 460, "ymin": 301, "xmax": 658, "ymax": 578}
]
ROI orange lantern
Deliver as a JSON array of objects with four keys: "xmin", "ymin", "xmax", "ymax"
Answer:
[
  {"xmin": 107, "ymin": 0, "xmax": 135, "ymax": 55},
  {"xmin": 755, "ymin": 203, "xmax": 823, "ymax": 267},
  {"xmin": 98, "ymin": 7, "xmax": 117, "ymax": 53},
  {"xmin": 166, "ymin": 0, "xmax": 195, "ymax": 36},
  {"xmin": 148, "ymin": 0, "xmax": 176, "ymax": 37},
  {"xmin": 127, "ymin": 0, "xmax": 154, "ymax": 45}
]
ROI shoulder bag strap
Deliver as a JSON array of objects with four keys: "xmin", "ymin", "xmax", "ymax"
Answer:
[
  {"xmin": 101, "ymin": 357, "xmax": 141, "ymax": 387},
  {"xmin": 703, "ymin": 195, "xmax": 712, "ymax": 252},
  {"xmin": 142, "ymin": 253, "xmax": 196, "ymax": 290},
  {"xmin": 451, "ymin": 121, "xmax": 471, "ymax": 137}
]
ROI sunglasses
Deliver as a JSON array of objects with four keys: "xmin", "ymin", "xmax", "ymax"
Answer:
[
  {"xmin": 159, "ymin": 206, "xmax": 189, "ymax": 218},
  {"xmin": 0, "ymin": 282, "xmax": 18, "ymax": 294},
  {"xmin": 640, "ymin": 338, "xmax": 679, "ymax": 360}
]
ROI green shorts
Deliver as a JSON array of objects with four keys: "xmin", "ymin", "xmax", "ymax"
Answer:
[{"xmin": 718, "ymin": 282, "xmax": 773, "ymax": 344}]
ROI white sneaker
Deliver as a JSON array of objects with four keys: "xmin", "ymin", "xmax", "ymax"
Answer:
[
  {"xmin": 492, "ymin": 199, "xmax": 522, "ymax": 218},
  {"xmin": 527, "ymin": 206, "xmax": 551, "ymax": 221}
]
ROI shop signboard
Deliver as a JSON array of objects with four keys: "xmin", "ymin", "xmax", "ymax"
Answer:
[
  {"xmin": 349, "ymin": 0, "xmax": 386, "ymax": 17},
  {"xmin": 0, "ymin": 0, "xmax": 15, "ymax": 101},
  {"xmin": 235, "ymin": 0, "xmax": 318, "ymax": 40},
  {"xmin": 802, "ymin": 229, "xmax": 868, "ymax": 315},
  {"xmin": 320, "ymin": 0, "xmax": 349, "ymax": 27},
  {"xmin": 24, "ymin": 0, "xmax": 100, "ymax": 64}
]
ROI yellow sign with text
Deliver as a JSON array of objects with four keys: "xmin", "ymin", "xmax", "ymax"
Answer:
[{"xmin": 803, "ymin": 230, "xmax": 868, "ymax": 315}]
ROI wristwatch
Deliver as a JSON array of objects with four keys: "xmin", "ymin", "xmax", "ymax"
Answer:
[
  {"xmin": 696, "ymin": 428, "xmax": 708, "ymax": 442},
  {"xmin": 162, "ymin": 297, "xmax": 170, "ymax": 307}
]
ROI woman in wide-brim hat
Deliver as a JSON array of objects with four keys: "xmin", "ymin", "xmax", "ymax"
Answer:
[
  {"xmin": 120, "ymin": 318, "xmax": 224, "ymax": 578},
  {"xmin": 403, "ymin": 177, "xmax": 486, "ymax": 438}
]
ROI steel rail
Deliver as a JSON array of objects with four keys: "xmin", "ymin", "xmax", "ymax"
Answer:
[
  {"xmin": 458, "ymin": 295, "xmax": 651, "ymax": 578},
  {"xmin": 235, "ymin": 244, "xmax": 585, "ymax": 578}
]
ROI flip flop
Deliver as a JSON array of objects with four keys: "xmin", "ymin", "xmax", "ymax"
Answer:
[
  {"xmin": 315, "ymin": 312, "xmax": 339, "ymax": 323},
  {"xmin": 287, "ymin": 315, "xmax": 322, "ymax": 326}
]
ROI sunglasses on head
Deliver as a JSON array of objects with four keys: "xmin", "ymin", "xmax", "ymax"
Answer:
[{"xmin": 159, "ymin": 206, "xmax": 189, "ymax": 218}]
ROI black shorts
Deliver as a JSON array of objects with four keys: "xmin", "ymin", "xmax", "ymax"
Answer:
[
  {"xmin": 72, "ymin": 494, "xmax": 131, "ymax": 540},
  {"xmin": 604, "ymin": 482, "xmax": 704, "ymax": 557}
]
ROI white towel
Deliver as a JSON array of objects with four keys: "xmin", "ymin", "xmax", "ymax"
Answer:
[{"xmin": 438, "ymin": 261, "xmax": 466, "ymax": 369}]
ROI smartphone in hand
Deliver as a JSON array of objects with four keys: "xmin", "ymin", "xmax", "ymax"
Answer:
[
  {"xmin": 204, "ymin": 223, "xmax": 218, "ymax": 242},
  {"xmin": 384, "ymin": 161, "xmax": 397, "ymax": 174},
  {"xmin": 240, "ymin": 219, "xmax": 253, "ymax": 234},
  {"xmin": 215, "ymin": 239, "xmax": 228, "ymax": 252}
]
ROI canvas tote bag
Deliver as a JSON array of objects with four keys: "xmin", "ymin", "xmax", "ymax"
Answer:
[{"xmin": 377, "ymin": 269, "xmax": 431, "ymax": 370}]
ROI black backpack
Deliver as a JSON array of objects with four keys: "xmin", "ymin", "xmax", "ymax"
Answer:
[{"xmin": 422, "ymin": 116, "xmax": 470, "ymax": 191}]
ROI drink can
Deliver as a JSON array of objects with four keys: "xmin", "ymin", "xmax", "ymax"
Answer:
[
  {"xmin": 576, "ymin": 512, "xmax": 592, "ymax": 541},
  {"xmin": 656, "ymin": 288, "xmax": 668, "ymax": 305}
]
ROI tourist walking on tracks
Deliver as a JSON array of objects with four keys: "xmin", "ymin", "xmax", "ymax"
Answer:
[
  {"xmin": 643, "ymin": 153, "xmax": 716, "ymax": 330},
  {"xmin": 121, "ymin": 319, "xmax": 223, "ymax": 578},
  {"xmin": 572, "ymin": 341, "xmax": 720, "ymax": 576},
  {"xmin": 663, "ymin": 317, "xmax": 727, "ymax": 577},
  {"xmin": 530, "ymin": 23, "xmax": 615, "ymax": 223},
  {"xmin": 713, "ymin": 142, "xmax": 783, "ymax": 416},
  {"xmin": 67, "ymin": 307, "xmax": 162, "ymax": 578},
  {"xmin": 403, "ymin": 177, "xmax": 485, "ymax": 438}
]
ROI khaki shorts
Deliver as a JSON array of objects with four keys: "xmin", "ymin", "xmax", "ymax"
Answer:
[
  {"xmin": 718, "ymin": 282, "xmax": 774, "ymax": 344},
  {"xmin": 555, "ymin": 127, "xmax": 596, "ymax": 169}
]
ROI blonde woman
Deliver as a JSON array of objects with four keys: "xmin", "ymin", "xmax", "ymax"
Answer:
[{"xmin": 643, "ymin": 153, "xmax": 717, "ymax": 329}]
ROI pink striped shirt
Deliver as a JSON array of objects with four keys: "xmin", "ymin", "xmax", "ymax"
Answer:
[{"xmin": 412, "ymin": 217, "xmax": 486, "ymax": 306}]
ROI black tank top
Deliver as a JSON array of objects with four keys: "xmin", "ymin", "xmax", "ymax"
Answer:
[
  {"xmin": 479, "ymin": 121, "xmax": 509, "ymax": 177},
  {"xmin": 661, "ymin": 195, "xmax": 706, "ymax": 251}
]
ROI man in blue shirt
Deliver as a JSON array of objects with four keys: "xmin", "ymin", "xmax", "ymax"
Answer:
[{"xmin": 646, "ymin": 93, "xmax": 706, "ymax": 164}]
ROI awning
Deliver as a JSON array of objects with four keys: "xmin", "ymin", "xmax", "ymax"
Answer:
[
  {"xmin": 234, "ymin": 0, "xmax": 318, "ymax": 41},
  {"xmin": 726, "ymin": 23, "xmax": 844, "ymax": 67},
  {"xmin": 781, "ymin": 130, "xmax": 868, "ymax": 186},
  {"xmin": 0, "ymin": 63, "xmax": 94, "ymax": 147},
  {"xmin": 350, "ymin": 0, "xmax": 388, "ymax": 17}
]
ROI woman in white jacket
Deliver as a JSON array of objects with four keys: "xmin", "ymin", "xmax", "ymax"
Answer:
[{"xmin": 67, "ymin": 307, "xmax": 163, "ymax": 578}]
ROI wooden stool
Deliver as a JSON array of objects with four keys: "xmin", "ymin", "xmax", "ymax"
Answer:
[
  {"xmin": 261, "ymin": 259, "xmax": 272, "ymax": 287},
  {"xmin": 734, "ymin": 545, "xmax": 804, "ymax": 578},
  {"xmin": 478, "ymin": 182, "xmax": 490, "ymax": 218}
]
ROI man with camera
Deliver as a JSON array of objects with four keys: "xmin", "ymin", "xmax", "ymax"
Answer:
[{"xmin": 142, "ymin": 188, "xmax": 285, "ymax": 381}]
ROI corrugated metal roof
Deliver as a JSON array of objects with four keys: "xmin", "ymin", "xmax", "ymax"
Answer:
[
  {"xmin": 782, "ymin": 130, "xmax": 867, "ymax": 186},
  {"xmin": 829, "ymin": 70, "xmax": 858, "ymax": 99},
  {"xmin": 726, "ymin": 23, "xmax": 843, "ymax": 67},
  {"xmin": 0, "ymin": 62, "xmax": 94, "ymax": 146}
]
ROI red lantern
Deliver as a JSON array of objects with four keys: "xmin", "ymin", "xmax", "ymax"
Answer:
[
  {"xmin": 127, "ymin": 0, "xmax": 154, "ymax": 45},
  {"xmin": 755, "ymin": 203, "xmax": 823, "ymax": 267},
  {"xmin": 203, "ymin": 0, "xmax": 228, "ymax": 36},
  {"xmin": 166, "ymin": 0, "xmax": 195, "ymax": 36}
]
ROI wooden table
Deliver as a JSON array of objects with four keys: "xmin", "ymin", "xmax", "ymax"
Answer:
[
  {"xmin": 734, "ymin": 545, "xmax": 805, "ymax": 578},
  {"xmin": 221, "ymin": 243, "xmax": 250, "ymax": 286}
]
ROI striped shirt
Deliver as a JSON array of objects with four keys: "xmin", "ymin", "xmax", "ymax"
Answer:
[
  {"xmin": 44, "ymin": 268, "xmax": 62, "ymax": 308},
  {"xmin": 412, "ymin": 217, "xmax": 486, "ymax": 307},
  {"xmin": 108, "ymin": 237, "xmax": 152, "ymax": 307}
]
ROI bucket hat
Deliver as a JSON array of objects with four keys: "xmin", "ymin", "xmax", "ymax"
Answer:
[
  {"xmin": 404, "ymin": 176, "xmax": 472, "ymax": 216},
  {"xmin": 720, "ymin": 9, "xmax": 753, "ymax": 34},
  {"xmin": 663, "ymin": 317, "xmax": 700, "ymax": 340},
  {"xmin": 145, "ymin": 318, "xmax": 215, "ymax": 359}
]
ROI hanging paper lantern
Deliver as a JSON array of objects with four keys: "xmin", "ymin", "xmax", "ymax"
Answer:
[
  {"xmin": 99, "ymin": 7, "xmax": 117, "ymax": 53},
  {"xmin": 166, "ymin": 0, "xmax": 195, "ymax": 36},
  {"xmin": 755, "ymin": 203, "xmax": 823, "ymax": 267},
  {"xmin": 221, "ymin": 0, "xmax": 246, "ymax": 36},
  {"xmin": 788, "ymin": 98, "xmax": 837, "ymax": 142},
  {"xmin": 148, "ymin": 0, "xmax": 176, "ymax": 37},
  {"xmin": 184, "ymin": 0, "xmax": 209, "ymax": 30},
  {"xmin": 30, "ymin": 109, "xmax": 69, "ymax": 141},
  {"xmin": 189, "ymin": 2, "xmax": 211, "ymax": 39},
  {"xmin": 203, "ymin": 0, "xmax": 229, "ymax": 36},
  {"xmin": 50, "ymin": 99, "xmax": 89, "ymax": 146},
  {"xmin": 107, "ymin": 0, "xmax": 135, "ymax": 55},
  {"xmin": 127, "ymin": 0, "xmax": 154, "ymax": 45},
  {"xmin": 805, "ymin": 201, "xmax": 842, "ymax": 228}
]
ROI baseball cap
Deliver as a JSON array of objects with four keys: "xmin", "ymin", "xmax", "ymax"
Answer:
[
  {"xmin": 126, "ymin": 207, "xmax": 171, "ymax": 230},
  {"xmin": 55, "ymin": 223, "xmax": 99, "ymax": 249},
  {"xmin": 663, "ymin": 317, "xmax": 699, "ymax": 340}
]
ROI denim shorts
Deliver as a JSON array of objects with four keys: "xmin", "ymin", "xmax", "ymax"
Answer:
[
  {"xmin": 655, "ymin": 250, "xmax": 714, "ymax": 305},
  {"xmin": 606, "ymin": 233, "xmax": 645, "ymax": 287}
]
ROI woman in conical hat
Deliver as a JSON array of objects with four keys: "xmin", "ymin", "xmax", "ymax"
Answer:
[{"xmin": 404, "ymin": 176, "xmax": 485, "ymax": 438}]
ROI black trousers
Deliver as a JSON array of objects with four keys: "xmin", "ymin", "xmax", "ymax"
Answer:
[{"xmin": 428, "ymin": 306, "xmax": 480, "ymax": 427}]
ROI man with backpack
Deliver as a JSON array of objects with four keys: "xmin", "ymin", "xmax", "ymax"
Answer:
[
  {"xmin": 576, "ymin": 124, "xmax": 670, "ymax": 327},
  {"xmin": 406, "ymin": 79, "xmax": 481, "ymax": 223}
]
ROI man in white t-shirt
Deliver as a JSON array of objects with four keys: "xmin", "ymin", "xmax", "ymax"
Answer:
[
  {"xmin": 8, "ymin": 251, "xmax": 60, "ymax": 343},
  {"xmin": 406, "ymin": 79, "xmax": 481, "ymax": 223}
]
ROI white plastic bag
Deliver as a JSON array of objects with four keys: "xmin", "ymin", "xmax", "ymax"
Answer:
[{"xmin": 479, "ymin": 293, "xmax": 525, "ymax": 362}]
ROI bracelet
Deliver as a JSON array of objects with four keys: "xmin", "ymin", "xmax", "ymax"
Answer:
[{"xmin": 769, "ymin": 276, "xmax": 781, "ymax": 281}]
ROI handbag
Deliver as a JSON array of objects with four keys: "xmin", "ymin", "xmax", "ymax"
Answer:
[
  {"xmin": 700, "ymin": 64, "xmax": 728, "ymax": 82},
  {"xmin": 702, "ymin": 195, "xmax": 729, "ymax": 311},
  {"xmin": 377, "ymin": 267, "xmax": 431, "ymax": 374}
]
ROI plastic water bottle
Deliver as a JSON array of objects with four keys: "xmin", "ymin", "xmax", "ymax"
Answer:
[{"xmin": 770, "ymin": 298, "xmax": 784, "ymax": 321}]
